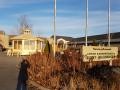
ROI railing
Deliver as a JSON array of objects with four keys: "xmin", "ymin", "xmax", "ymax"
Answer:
[{"xmin": 7, "ymin": 49, "xmax": 21, "ymax": 57}]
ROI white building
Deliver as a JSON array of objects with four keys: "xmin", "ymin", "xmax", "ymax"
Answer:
[{"xmin": 10, "ymin": 29, "xmax": 44, "ymax": 55}]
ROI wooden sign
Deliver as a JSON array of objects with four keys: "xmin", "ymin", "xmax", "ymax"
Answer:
[{"xmin": 82, "ymin": 46, "xmax": 118, "ymax": 62}]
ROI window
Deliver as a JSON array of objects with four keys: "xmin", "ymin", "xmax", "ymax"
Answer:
[
  {"xmin": 24, "ymin": 40, "xmax": 35, "ymax": 50},
  {"xmin": 37, "ymin": 41, "xmax": 43, "ymax": 50},
  {"xmin": 14, "ymin": 41, "xmax": 17, "ymax": 49},
  {"xmin": 18, "ymin": 41, "xmax": 22, "ymax": 49},
  {"xmin": 24, "ymin": 40, "xmax": 29, "ymax": 50},
  {"xmin": 29, "ymin": 40, "xmax": 35, "ymax": 50}
]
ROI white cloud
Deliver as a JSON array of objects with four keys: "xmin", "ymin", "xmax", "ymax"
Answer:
[
  {"xmin": 0, "ymin": 0, "xmax": 50, "ymax": 8},
  {"xmin": 27, "ymin": 15, "xmax": 85, "ymax": 37},
  {"xmin": 11, "ymin": 8, "xmax": 81, "ymax": 18},
  {"xmin": 84, "ymin": 11, "xmax": 120, "ymax": 36},
  {"xmin": 1, "ymin": 9, "xmax": 120, "ymax": 37}
]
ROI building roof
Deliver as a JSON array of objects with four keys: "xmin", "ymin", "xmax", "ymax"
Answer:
[
  {"xmin": 51, "ymin": 35, "xmax": 73, "ymax": 42},
  {"xmin": 0, "ymin": 31, "xmax": 5, "ymax": 35},
  {"xmin": 11, "ymin": 34, "xmax": 36, "ymax": 40},
  {"xmin": 73, "ymin": 32, "xmax": 120, "ymax": 43},
  {"xmin": 9, "ymin": 35, "xmax": 17, "ymax": 39},
  {"xmin": 36, "ymin": 36, "xmax": 46, "ymax": 41},
  {"xmin": 10, "ymin": 34, "xmax": 44, "ymax": 41},
  {"xmin": 51, "ymin": 32, "xmax": 120, "ymax": 44}
]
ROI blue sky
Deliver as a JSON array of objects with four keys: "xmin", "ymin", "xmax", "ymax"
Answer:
[{"xmin": 0, "ymin": 0, "xmax": 120, "ymax": 37}]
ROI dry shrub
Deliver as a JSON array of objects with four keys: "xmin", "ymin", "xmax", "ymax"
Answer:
[
  {"xmin": 26, "ymin": 50, "xmax": 120, "ymax": 90},
  {"xmin": 87, "ymin": 65, "xmax": 120, "ymax": 90},
  {"xmin": 27, "ymin": 53, "xmax": 61, "ymax": 88},
  {"xmin": 112, "ymin": 59, "xmax": 120, "ymax": 66}
]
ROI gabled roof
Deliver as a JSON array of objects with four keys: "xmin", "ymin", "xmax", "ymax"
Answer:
[
  {"xmin": 51, "ymin": 35, "xmax": 73, "ymax": 42},
  {"xmin": 36, "ymin": 36, "xmax": 46, "ymax": 41},
  {"xmin": 11, "ymin": 34, "xmax": 37, "ymax": 40},
  {"xmin": 11, "ymin": 34, "xmax": 44, "ymax": 41},
  {"xmin": 9, "ymin": 35, "xmax": 17, "ymax": 39}
]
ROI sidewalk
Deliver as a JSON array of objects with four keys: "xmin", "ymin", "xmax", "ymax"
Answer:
[{"xmin": 0, "ymin": 52, "xmax": 20, "ymax": 90}]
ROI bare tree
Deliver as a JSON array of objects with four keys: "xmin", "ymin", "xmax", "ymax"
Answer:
[{"xmin": 18, "ymin": 15, "xmax": 32, "ymax": 34}]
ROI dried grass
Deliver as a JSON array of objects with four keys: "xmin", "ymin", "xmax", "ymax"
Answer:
[{"xmin": 26, "ymin": 50, "xmax": 120, "ymax": 90}]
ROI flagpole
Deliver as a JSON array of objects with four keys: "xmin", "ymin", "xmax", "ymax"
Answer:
[
  {"xmin": 108, "ymin": 0, "xmax": 111, "ymax": 46},
  {"xmin": 85, "ymin": 0, "xmax": 88, "ymax": 46},
  {"xmin": 54, "ymin": 0, "xmax": 56, "ymax": 57}
]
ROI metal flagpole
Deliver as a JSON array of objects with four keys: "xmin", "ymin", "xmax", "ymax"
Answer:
[
  {"xmin": 108, "ymin": 0, "xmax": 111, "ymax": 46},
  {"xmin": 54, "ymin": 0, "xmax": 56, "ymax": 57},
  {"xmin": 108, "ymin": 0, "xmax": 112, "ymax": 66},
  {"xmin": 85, "ymin": 0, "xmax": 88, "ymax": 46}
]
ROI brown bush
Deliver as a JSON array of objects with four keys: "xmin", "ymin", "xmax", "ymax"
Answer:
[{"xmin": 26, "ymin": 50, "xmax": 120, "ymax": 90}]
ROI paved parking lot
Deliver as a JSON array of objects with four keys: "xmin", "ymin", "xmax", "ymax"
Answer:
[{"xmin": 0, "ymin": 52, "xmax": 20, "ymax": 90}]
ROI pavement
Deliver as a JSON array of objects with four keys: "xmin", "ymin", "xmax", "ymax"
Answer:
[{"xmin": 0, "ymin": 52, "xmax": 20, "ymax": 90}]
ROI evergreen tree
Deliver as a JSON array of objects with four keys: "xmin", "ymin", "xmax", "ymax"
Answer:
[{"xmin": 44, "ymin": 40, "xmax": 52, "ymax": 54}]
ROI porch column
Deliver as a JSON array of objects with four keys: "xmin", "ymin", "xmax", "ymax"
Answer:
[
  {"xmin": 35, "ymin": 40, "xmax": 37, "ymax": 51},
  {"xmin": 17, "ymin": 40, "xmax": 18, "ymax": 50},
  {"xmin": 22, "ymin": 40, "xmax": 24, "ymax": 51},
  {"xmin": 40, "ymin": 41, "xmax": 42, "ymax": 52},
  {"xmin": 12, "ymin": 40, "xmax": 14, "ymax": 50},
  {"xmin": 65, "ymin": 42, "xmax": 68, "ymax": 49}
]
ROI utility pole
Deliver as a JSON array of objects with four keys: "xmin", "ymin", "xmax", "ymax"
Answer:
[
  {"xmin": 108, "ymin": 0, "xmax": 111, "ymax": 46},
  {"xmin": 53, "ymin": 0, "xmax": 56, "ymax": 57},
  {"xmin": 85, "ymin": 0, "xmax": 88, "ymax": 46}
]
